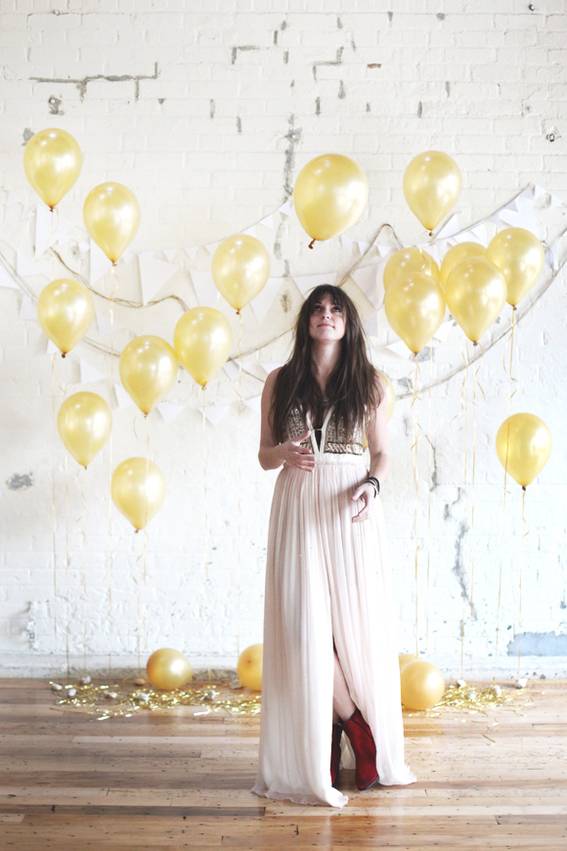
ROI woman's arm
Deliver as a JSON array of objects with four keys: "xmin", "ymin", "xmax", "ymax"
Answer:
[
  {"xmin": 258, "ymin": 368, "xmax": 285, "ymax": 470},
  {"xmin": 365, "ymin": 372, "xmax": 390, "ymax": 484}
]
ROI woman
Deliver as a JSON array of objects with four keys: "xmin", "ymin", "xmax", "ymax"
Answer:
[{"xmin": 251, "ymin": 284, "xmax": 416, "ymax": 808}]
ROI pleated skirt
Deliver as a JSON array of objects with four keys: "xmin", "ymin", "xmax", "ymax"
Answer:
[{"xmin": 251, "ymin": 453, "xmax": 417, "ymax": 808}]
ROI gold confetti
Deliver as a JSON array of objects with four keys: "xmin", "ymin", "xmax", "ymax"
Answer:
[{"xmin": 48, "ymin": 669, "xmax": 262, "ymax": 720}]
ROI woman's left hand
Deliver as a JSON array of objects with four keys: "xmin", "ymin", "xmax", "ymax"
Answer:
[{"xmin": 351, "ymin": 482, "xmax": 375, "ymax": 522}]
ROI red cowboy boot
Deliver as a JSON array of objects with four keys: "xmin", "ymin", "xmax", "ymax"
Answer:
[
  {"xmin": 342, "ymin": 706, "xmax": 380, "ymax": 790},
  {"xmin": 330, "ymin": 720, "xmax": 343, "ymax": 786}
]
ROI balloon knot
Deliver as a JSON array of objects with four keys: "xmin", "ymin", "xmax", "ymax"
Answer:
[
  {"xmin": 61, "ymin": 352, "xmax": 67, "ymax": 359},
  {"xmin": 307, "ymin": 238, "xmax": 316, "ymax": 250},
  {"xmin": 522, "ymin": 485, "xmax": 527, "ymax": 492}
]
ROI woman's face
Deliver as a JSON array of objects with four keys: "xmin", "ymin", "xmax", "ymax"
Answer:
[{"xmin": 308, "ymin": 293, "xmax": 346, "ymax": 342}]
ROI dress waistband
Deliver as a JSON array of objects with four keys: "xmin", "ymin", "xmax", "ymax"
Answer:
[{"xmin": 313, "ymin": 453, "xmax": 368, "ymax": 466}]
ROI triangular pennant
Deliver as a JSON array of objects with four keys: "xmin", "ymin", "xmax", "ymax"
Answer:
[
  {"xmin": 190, "ymin": 267, "xmax": 218, "ymax": 305},
  {"xmin": 292, "ymin": 272, "xmax": 337, "ymax": 297},
  {"xmin": 434, "ymin": 213, "xmax": 461, "ymax": 240},
  {"xmin": 201, "ymin": 401, "xmax": 232, "ymax": 426},
  {"xmin": 362, "ymin": 311, "xmax": 380, "ymax": 337},
  {"xmin": 113, "ymin": 382, "xmax": 133, "ymax": 409},
  {"xmin": 350, "ymin": 265, "xmax": 380, "ymax": 308},
  {"xmin": 89, "ymin": 239, "xmax": 112, "ymax": 284},
  {"xmin": 137, "ymin": 252, "xmax": 178, "ymax": 305},
  {"xmin": 279, "ymin": 198, "xmax": 293, "ymax": 216},
  {"xmin": 78, "ymin": 357, "xmax": 108, "ymax": 385},
  {"xmin": 223, "ymin": 359, "xmax": 240, "ymax": 380},
  {"xmin": 0, "ymin": 260, "xmax": 20, "ymax": 290},
  {"xmin": 238, "ymin": 353, "xmax": 269, "ymax": 381},
  {"xmin": 247, "ymin": 276, "xmax": 281, "ymax": 324},
  {"xmin": 157, "ymin": 400, "xmax": 187, "ymax": 423},
  {"xmin": 244, "ymin": 394, "xmax": 262, "ymax": 414},
  {"xmin": 34, "ymin": 202, "xmax": 59, "ymax": 257},
  {"xmin": 498, "ymin": 204, "xmax": 541, "ymax": 237},
  {"xmin": 19, "ymin": 292, "xmax": 38, "ymax": 321}
]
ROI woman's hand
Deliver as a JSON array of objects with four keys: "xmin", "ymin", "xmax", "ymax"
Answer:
[
  {"xmin": 281, "ymin": 428, "xmax": 315, "ymax": 471},
  {"xmin": 351, "ymin": 482, "xmax": 375, "ymax": 522}
]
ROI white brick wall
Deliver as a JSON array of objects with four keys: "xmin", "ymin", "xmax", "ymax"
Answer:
[{"xmin": 1, "ymin": 0, "xmax": 566, "ymax": 679}]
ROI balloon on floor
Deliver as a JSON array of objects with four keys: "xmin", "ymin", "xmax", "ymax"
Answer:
[
  {"xmin": 146, "ymin": 648, "xmax": 193, "ymax": 690},
  {"xmin": 400, "ymin": 659, "xmax": 446, "ymax": 710},
  {"xmin": 237, "ymin": 644, "xmax": 263, "ymax": 691}
]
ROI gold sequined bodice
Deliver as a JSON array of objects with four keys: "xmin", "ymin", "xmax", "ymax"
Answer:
[{"xmin": 285, "ymin": 403, "xmax": 366, "ymax": 455}]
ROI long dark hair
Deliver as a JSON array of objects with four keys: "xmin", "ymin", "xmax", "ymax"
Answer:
[{"xmin": 270, "ymin": 284, "xmax": 383, "ymax": 444}]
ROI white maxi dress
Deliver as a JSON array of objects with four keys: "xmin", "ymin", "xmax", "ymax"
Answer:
[{"xmin": 251, "ymin": 403, "xmax": 417, "ymax": 808}]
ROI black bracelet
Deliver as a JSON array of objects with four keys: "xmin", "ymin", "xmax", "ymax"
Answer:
[{"xmin": 366, "ymin": 475, "xmax": 380, "ymax": 497}]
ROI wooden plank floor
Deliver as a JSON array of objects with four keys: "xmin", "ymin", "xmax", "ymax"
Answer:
[{"xmin": 0, "ymin": 678, "xmax": 566, "ymax": 850}]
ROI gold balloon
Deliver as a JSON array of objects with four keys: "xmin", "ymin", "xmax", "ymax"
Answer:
[
  {"xmin": 83, "ymin": 181, "xmax": 140, "ymax": 264},
  {"xmin": 383, "ymin": 247, "xmax": 439, "ymax": 292},
  {"xmin": 212, "ymin": 234, "xmax": 270, "ymax": 314},
  {"xmin": 496, "ymin": 413, "xmax": 551, "ymax": 490},
  {"xmin": 146, "ymin": 648, "xmax": 192, "ymax": 690},
  {"xmin": 237, "ymin": 644, "xmax": 263, "ymax": 691},
  {"xmin": 37, "ymin": 278, "xmax": 95, "ymax": 356},
  {"xmin": 293, "ymin": 153, "xmax": 369, "ymax": 246},
  {"xmin": 23, "ymin": 128, "xmax": 83, "ymax": 210},
  {"xmin": 439, "ymin": 242, "xmax": 486, "ymax": 294},
  {"xmin": 57, "ymin": 392, "xmax": 111, "ymax": 468},
  {"xmin": 487, "ymin": 227, "xmax": 545, "ymax": 308},
  {"xmin": 444, "ymin": 256, "xmax": 507, "ymax": 344},
  {"xmin": 174, "ymin": 307, "xmax": 233, "ymax": 389},
  {"xmin": 401, "ymin": 660, "xmax": 446, "ymax": 710},
  {"xmin": 384, "ymin": 272, "xmax": 445, "ymax": 355},
  {"xmin": 119, "ymin": 335, "xmax": 178, "ymax": 416},
  {"xmin": 111, "ymin": 457, "xmax": 165, "ymax": 532},
  {"xmin": 403, "ymin": 150, "xmax": 462, "ymax": 233}
]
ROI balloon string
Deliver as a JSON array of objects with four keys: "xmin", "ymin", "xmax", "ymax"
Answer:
[
  {"xmin": 459, "ymin": 341, "xmax": 470, "ymax": 678},
  {"xmin": 410, "ymin": 356, "xmax": 420, "ymax": 657},
  {"xmin": 517, "ymin": 487, "xmax": 527, "ymax": 678},
  {"xmin": 425, "ymin": 363, "xmax": 433, "ymax": 651},
  {"xmin": 58, "ymin": 361, "xmax": 71, "ymax": 677},
  {"xmin": 200, "ymin": 397, "xmax": 211, "ymax": 683},
  {"xmin": 106, "ymin": 417, "xmax": 114, "ymax": 677},
  {"xmin": 50, "ymin": 353, "xmax": 62, "ymax": 673},
  {"xmin": 236, "ymin": 310, "xmax": 244, "ymax": 403},
  {"xmin": 106, "ymin": 270, "xmax": 118, "ymax": 676},
  {"xmin": 508, "ymin": 306, "xmax": 517, "ymax": 402}
]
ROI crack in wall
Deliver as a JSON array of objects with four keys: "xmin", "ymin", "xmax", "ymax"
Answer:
[
  {"xmin": 231, "ymin": 45, "xmax": 261, "ymax": 64},
  {"xmin": 29, "ymin": 61, "xmax": 159, "ymax": 101},
  {"xmin": 312, "ymin": 47, "xmax": 344, "ymax": 81},
  {"xmin": 282, "ymin": 113, "xmax": 302, "ymax": 201}
]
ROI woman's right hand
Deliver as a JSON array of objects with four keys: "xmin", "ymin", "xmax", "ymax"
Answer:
[{"xmin": 281, "ymin": 428, "xmax": 315, "ymax": 471}]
